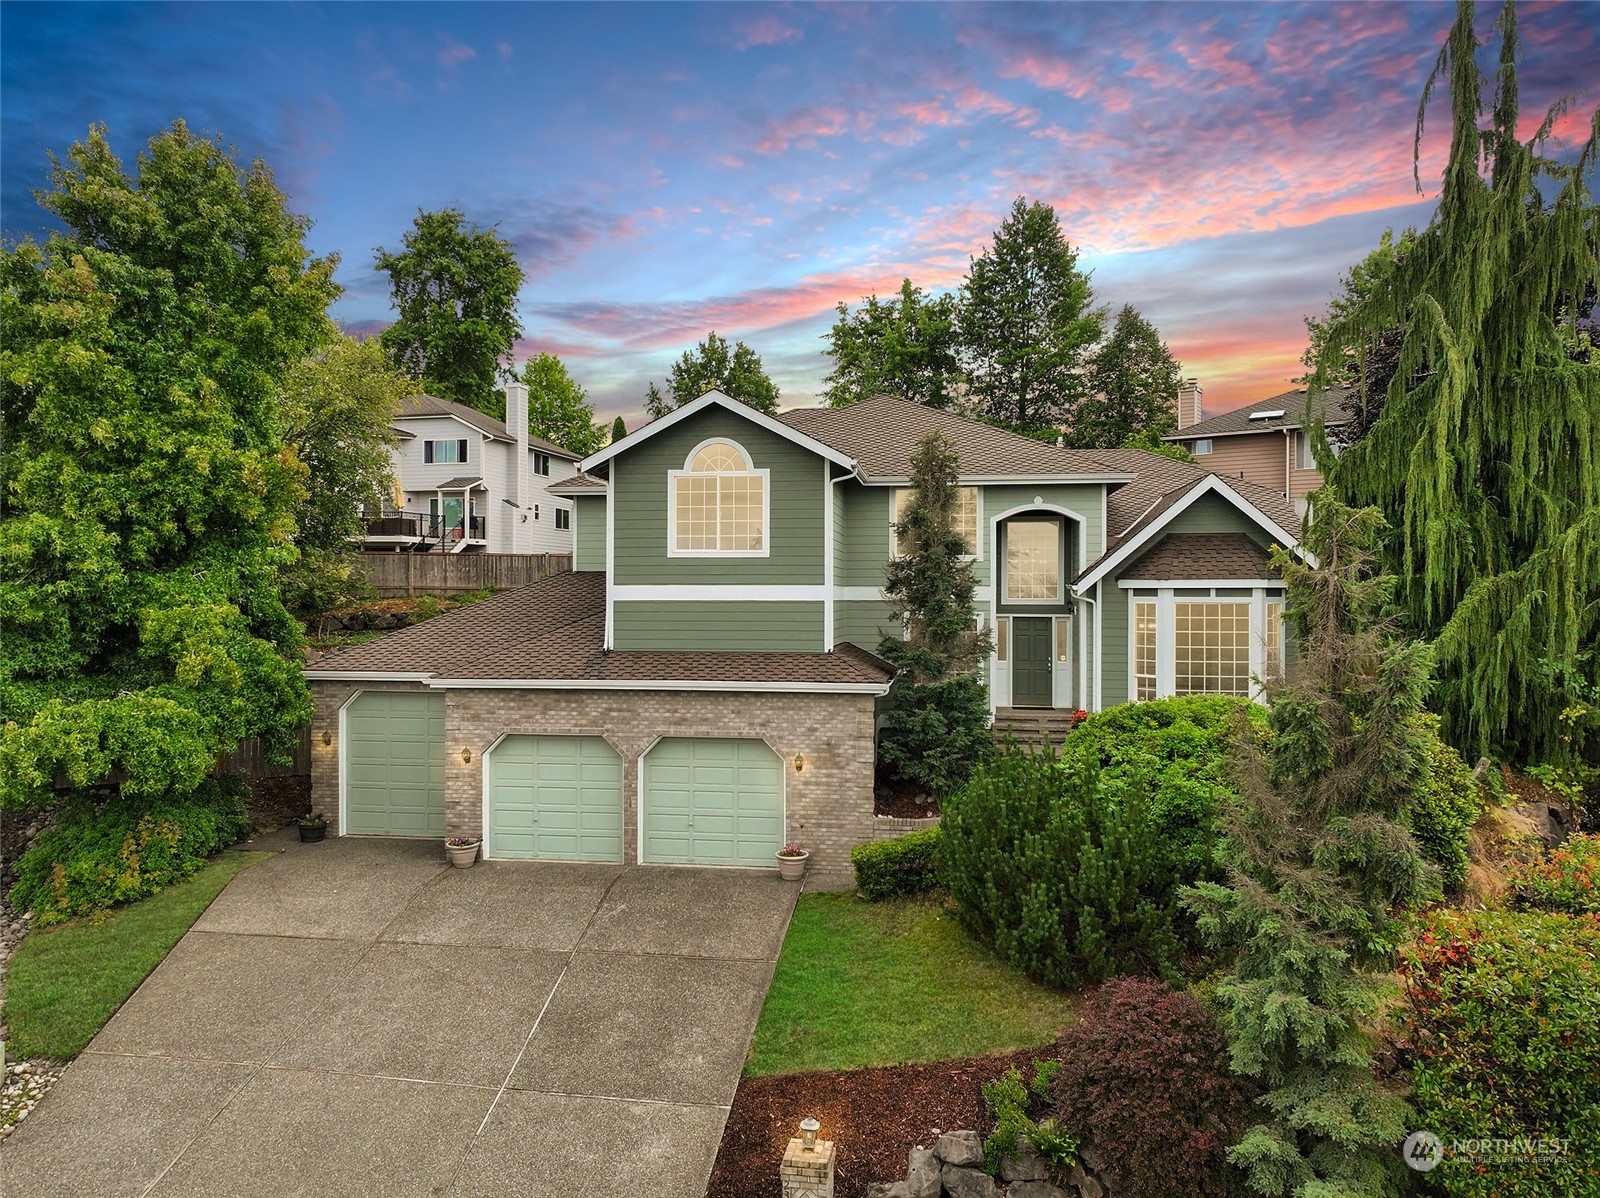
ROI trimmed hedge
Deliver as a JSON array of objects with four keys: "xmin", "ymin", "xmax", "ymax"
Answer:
[
  {"xmin": 1401, "ymin": 909, "xmax": 1600, "ymax": 1196},
  {"xmin": 9, "ymin": 775, "xmax": 252, "ymax": 925},
  {"xmin": 939, "ymin": 746, "xmax": 1182, "ymax": 988},
  {"xmin": 851, "ymin": 827, "xmax": 942, "ymax": 901}
]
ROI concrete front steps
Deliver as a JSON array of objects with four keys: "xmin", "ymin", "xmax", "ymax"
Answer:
[{"xmin": 991, "ymin": 706, "xmax": 1084, "ymax": 749}]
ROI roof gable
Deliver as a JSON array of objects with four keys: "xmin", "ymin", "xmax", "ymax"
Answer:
[
  {"xmin": 1162, "ymin": 386, "xmax": 1356, "ymax": 442},
  {"xmin": 394, "ymin": 394, "xmax": 581, "ymax": 459},
  {"xmin": 580, "ymin": 391, "xmax": 856, "ymax": 474}
]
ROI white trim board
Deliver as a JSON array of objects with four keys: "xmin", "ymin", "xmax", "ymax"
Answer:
[
  {"xmin": 614, "ymin": 585, "xmax": 828, "ymax": 601},
  {"xmin": 1118, "ymin": 578, "xmax": 1284, "ymax": 589},
  {"xmin": 421, "ymin": 677, "xmax": 893, "ymax": 695},
  {"xmin": 580, "ymin": 390, "xmax": 857, "ymax": 473}
]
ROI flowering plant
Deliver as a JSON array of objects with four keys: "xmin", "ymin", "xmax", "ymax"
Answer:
[
  {"xmin": 296, "ymin": 813, "xmax": 327, "ymax": 828},
  {"xmin": 444, "ymin": 836, "xmax": 480, "ymax": 848},
  {"xmin": 777, "ymin": 843, "xmax": 808, "ymax": 858}
]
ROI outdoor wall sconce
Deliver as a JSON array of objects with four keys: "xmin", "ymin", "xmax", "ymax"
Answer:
[
  {"xmin": 800, "ymin": 1117, "xmax": 820, "ymax": 1151},
  {"xmin": 461, "ymin": 747, "xmax": 473, "ymax": 764},
  {"xmin": 793, "ymin": 754, "xmax": 806, "ymax": 773},
  {"xmin": 322, "ymin": 731, "xmax": 332, "ymax": 747}
]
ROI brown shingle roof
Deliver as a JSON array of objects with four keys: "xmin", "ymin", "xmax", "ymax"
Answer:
[
  {"xmin": 306, "ymin": 571, "xmax": 893, "ymax": 688},
  {"xmin": 395, "ymin": 394, "xmax": 581, "ymax": 459},
  {"xmin": 432, "ymin": 476, "xmax": 486, "ymax": 490},
  {"xmin": 1162, "ymin": 386, "xmax": 1355, "ymax": 441},
  {"xmin": 546, "ymin": 472, "xmax": 608, "ymax": 494},
  {"xmin": 1119, "ymin": 534, "xmax": 1279, "ymax": 581},
  {"xmin": 777, "ymin": 395, "xmax": 1130, "ymax": 482}
]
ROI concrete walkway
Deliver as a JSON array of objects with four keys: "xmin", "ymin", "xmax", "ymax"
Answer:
[{"xmin": 0, "ymin": 834, "xmax": 799, "ymax": 1198}]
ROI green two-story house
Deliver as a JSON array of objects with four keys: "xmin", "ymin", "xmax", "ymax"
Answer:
[{"xmin": 307, "ymin": 391, "xmax": 1300, "ymax": 886}]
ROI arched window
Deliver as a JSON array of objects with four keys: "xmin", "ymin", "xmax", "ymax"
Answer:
[{"xmin": 669, "ymin": 439, "xmax": 769, "ymax": 555}]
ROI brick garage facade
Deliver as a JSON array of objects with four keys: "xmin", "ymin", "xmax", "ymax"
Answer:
[{"xmin": 309, "ymin": 681, "xmax": 877, "ymax": 889}]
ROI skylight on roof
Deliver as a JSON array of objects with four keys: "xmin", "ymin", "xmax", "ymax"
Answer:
[{"xmin": 1248, "ymin": 409, "xmax": 1286, "ymax": 420}]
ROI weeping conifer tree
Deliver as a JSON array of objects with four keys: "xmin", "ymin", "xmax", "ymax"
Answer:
[{"xmin": 1312, "ymin": 0, "xmax": 1600, "ymax": 763}]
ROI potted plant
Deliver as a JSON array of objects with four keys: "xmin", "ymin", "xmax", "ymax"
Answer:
[
  {"xmin": 296, "ymin": 813, "xmax": 328, "ymax": 843},
  {"xmin": 444, "ymin": 836, "xmax": 481, "ymax": 868},
  {"xmin": 775, "ymin": 843, "xmax": 810, "ymax": 881}
]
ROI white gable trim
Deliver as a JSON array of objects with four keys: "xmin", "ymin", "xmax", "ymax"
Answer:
[
  {"xmin": 394, "ymin": 411, "xmax": 510, "ymax": 443},
  {"xmin": 1075, "ymin": 475, "xmax": 1301, "ymax": 592},
  {"xmin": 578, "ymin": 390, "xmax": 857, "ymax": 473}
]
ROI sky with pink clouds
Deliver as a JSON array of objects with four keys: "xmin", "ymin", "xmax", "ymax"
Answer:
[{"xmin": 3, "ymin": 1, "xmax": 1597, "ymax": 426}]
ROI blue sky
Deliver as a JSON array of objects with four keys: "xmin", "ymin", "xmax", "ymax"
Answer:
[{"xmin": 3, "ymin": 1, "xmax": 1596, "ymax": 425}]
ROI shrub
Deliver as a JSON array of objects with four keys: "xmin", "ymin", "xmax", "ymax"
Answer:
[
  {"xmin": 1400, "ymin": 910, "xmax": 1600, "ymax": 1196},
  {"xmin": 1050, "ymin": 978, "xmax": 1256, "ymax": 1198},
  {"xmin": 1059, "ymin": 696, "xmax": 1260, "ymax": 890},
  {"xmin": 1507, "ymin": 832, "xmax": 1600, "ymax": 914},
  {"xmin": 1405, "ymin": 713, "xmax": 1486, "ymax": 893},
  {"xmin": 876, "ymin": 669, "xmax": 993, "ymax": 798},
  {"xmin": 939, "ymin": 746, "xmax": 1182, "ymax": 988},
  {"xmin": 981, "ymin": 1062, "xmax": 1077, "ymax": 1179},
  {"xmin": 9, "ymin": 776, "xmax": 251, "ymax": 925},
  {"xmin": 850, "ymin": 827, "xmax": 941, "ymax": 901}
]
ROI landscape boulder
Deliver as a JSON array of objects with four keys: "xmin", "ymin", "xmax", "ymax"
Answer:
[
  {"xmin": 933, "ymin": 1130, "xmax": 984, "ymax": 1168},
  {"xmin": 1006, "ymin": 1182, "xmax": 1068, "ymax": 1198},
  {"xmin": 999, "ymin": 1133, "xmax": 1049, "ymax": 1182},
  {"xmin": 905, "ymin": 1146, "xmax": 941, "ymax": 1198},
  {"xmin": 940, "ymin": 1163, "xmax": 998, "ymax": 1198}
]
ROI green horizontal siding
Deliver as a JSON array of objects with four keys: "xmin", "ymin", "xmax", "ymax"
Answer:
[
  {"xmin": 1098, "ymin": 581, "xmax": 1129, "ymax": 707},
  {"xmin": 574, "ymin": 495, "xmax": 606, "ymax": 571},
  {"xmin": 613, "ymin": 600, "xmax": 824, "ymax": 651},
  {"xmin": 613, "ymin": 407, "xmax": 824, "ymax": 586},
  {"xmin": 1160, "ymin": 492, "xmax": 1276, "ymax": 544},
  {"xmin": 836, "ymin": 599, "xmax": 898, "ymax": 651},
  {"xmin": 839, "ymin": 480, "xmax": 892, "ymax": 587}
]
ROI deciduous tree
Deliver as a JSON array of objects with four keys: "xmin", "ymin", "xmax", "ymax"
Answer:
[
  {"xmin": 1311, "ymin": 0, "xmax": 1600, "ymax": 762},
  {"xmin": 959, "ymin": 197, "xmax": 1104, "ymax": 440},
  {"xmin": 375, "ymin": 208, "xmax": 524, "ymax": 420},
  {"xmin": 644, "ymin": 330, "xmax": 779, "ymax": 417},
  {"xmin": 0, "ymin": 120, "xmax": 338, "ymax": 806},
  {"xmin": 822, "ymin": 278, "xmax": 963, "ymax": 409},
  {"xmin": 521, "ymin": 352, "xmax": 603, "ymax": 456},
  {"xmin": 1074, "ymin": 304, "xmax": 1181, "ymax": 449}
]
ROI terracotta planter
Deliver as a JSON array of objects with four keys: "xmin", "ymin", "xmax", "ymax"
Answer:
[
  {"xmin": 776, "ymin": 851, "xmax": 809, "ymax": 881},
  {"xmin": 446, "ymin": 840, "xmax": 480, "ymax": 868},
  {"xmin": 298, "ymin": 824, "xmax": 326, "ymax": 843}
]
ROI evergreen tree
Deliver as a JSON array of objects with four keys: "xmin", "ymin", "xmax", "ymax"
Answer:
[
  {"xmin": 959, "ymin": 197, "xmax": 1104, "ymax": 440},
  {"xmin": 1074, "ymin": 304, "xmax": 1182, "ymax": 449},
  {"xmin": 876, "ymin": 430, "xmax": 993, "ymax": 796},
  {"xmin": 644, "ymin": 330, "xmax": 779, "ymax": 417},
  {"xmin": 1311, "ymin": 0, "xmax": 1600, "ymax": 763},
  {"xmin": 0, "ymin": 121, "xmax": 337, "ymax": 805},
  {"xmin": 1183, "ymin": 496, "xmax": 1435, "ymax": 1198},
  {"xmin": 375, "ymin": 208, "xmax": 524, "ymax": 421},
  {"xmin": 521, "ymin": 352, "xmax": 603, "ymax": 456},
  {"xmin": 822, "ymin": 278, "xmax": 963, "ymax": 409},
  {"xmin": 610, "ymin": 414, "xmax": 629, "ymax": 445},
  {"xmin": 277, "ymin": 336, "xmax": 408, "ymax": 614}
]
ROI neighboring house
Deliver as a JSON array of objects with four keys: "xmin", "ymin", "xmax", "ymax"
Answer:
[
  {"xmin": 308, "ymin": 391, "xmax": 1302, "ymax": 885},
  {"xmin": 1162, "ymin": 379, "xmax": 1355, "ymax": 515},
  {"xmin": 361, "ymin": 382, "xmax": 580, "ymax": 554}
]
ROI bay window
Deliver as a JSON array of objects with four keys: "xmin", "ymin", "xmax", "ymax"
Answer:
[{"xmin": 1126, "ymin": 587, "xmax": 1286, "ymax": 703}]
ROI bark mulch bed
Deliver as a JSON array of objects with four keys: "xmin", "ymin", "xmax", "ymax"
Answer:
[
  {"xmin": 708, "ymin": 1047, "xmax": 1046, "ymax": 1198},
  {"xmin": 873, "ymin": 776, "xmax": 941, "ymax": 820}
]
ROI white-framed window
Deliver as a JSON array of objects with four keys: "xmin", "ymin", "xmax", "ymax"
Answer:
[
  {"xmin": 995, "ymin": 616, "xmax": 1009, "ymax": 662},
  {"xmin": 533, "ymin": 504, "xmax": 540, "ymax": 520},
  {"xmin": 424, "ymin": 438, "xmax": 467, "ymax": 464},
  {"xmin": 534, "ymin": 451, "xmax": 551, "ymax": 475},
  {"xmin": 554, "ymin": 507, "xmax": 571, "ymax": 531},
  {"xmin": 1134, "ymin": 600, "xmax": 1157, "ymax": 701},
  {"xmin": 667, "ymin": 439, "xmax": 769, "ymax": 556},
  {"xmin": 1004, "ymin": 519, "xmax": 1062, "ymax": 603},
  {"xmin": 1174, "ymin": 601, "xmax": 1252, "ymax": 696},
  {"xmin": 1296, "ymin": 433, "xmax": 1316, "ymax": 470},
  {"xmin": 892, "ymin": 486, "xmax": 980, "ymax": 557},
  {"xmin": 1192, "ymin": 438, "xmax": 1213, "ymax": 456},
  {"xmin": 1265, "ymin": 600, "xmax": 1284, "ymax": 682}
]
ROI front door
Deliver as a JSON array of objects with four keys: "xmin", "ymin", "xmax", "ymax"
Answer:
[{"xmin": 1012, "ymin": 617, "xmax": 1053, "ymax": 707}]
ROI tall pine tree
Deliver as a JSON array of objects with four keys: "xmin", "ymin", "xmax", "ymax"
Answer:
[
  {"xmin": 1312, "ymin": 0, "xmax": 1600, "ymax": 763},
  {"xmin": 1075, "ymin": 303, "xmax": 1182, "ymax": 449}
]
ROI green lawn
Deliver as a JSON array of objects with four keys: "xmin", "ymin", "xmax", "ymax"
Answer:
[
  {"xmin": 746, "ymin": 892, "xmax": 1077, "ymax": 1077},
  {"xmin": 3, "ymin": 850, "xmax": 272, "ymax": 1059}
]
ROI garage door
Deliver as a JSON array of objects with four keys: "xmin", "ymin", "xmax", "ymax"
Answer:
[
  {"xmin": 344, "ymin": 691, "xmax": 446, "ymax": 837},
  {"xmin": 641, "ymin": 738, "xmax": 783, "ymax": 867},
  {"xmin": 487, "ymin": 735, "xmax": 623, "ymax": 862}
]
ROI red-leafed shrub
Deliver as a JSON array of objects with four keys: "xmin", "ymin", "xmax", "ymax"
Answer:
[{"xmin": 1049, "ymin": 977, "xmax": 1257, "ymax": 1198}]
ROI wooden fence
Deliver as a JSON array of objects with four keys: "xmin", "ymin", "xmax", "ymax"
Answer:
[
  {"xmin": 222, "ymin": 727, "xmax": 312, "ymax": 779},
  {"xmin": 358, "ymin": 552, "xmax": 572, "ymax": 596}
]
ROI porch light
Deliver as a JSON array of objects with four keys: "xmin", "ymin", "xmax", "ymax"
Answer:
[
  {"xmin": 800, "ymin": 1117, "xmax": 820, "ymax": 1151},
  {"xmin": 461, "ymin": 747, "xmax": 473, "ymax": 764},
  {"xmin": 322, "ymin": 731, "xmax": 332, "ymax": 747},
  {"xmin": 793, "ymin": 754, "xmax": 805, "ymax": 773}
]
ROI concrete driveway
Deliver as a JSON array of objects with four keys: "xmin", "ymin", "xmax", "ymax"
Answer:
[{"xmin": 0, "ymin": 834, "xmax": 799, "ymax": 1198}]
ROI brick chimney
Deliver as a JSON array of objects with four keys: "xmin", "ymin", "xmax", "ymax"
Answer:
[{"xmin": 1175, "ymin": 377, "xmax": 1203, "ymax": 430}]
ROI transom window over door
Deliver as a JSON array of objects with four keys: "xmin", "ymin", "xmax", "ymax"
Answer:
[
  {"xmin": 1004, "ymin": 520, "xmax": 1062, "ymax": 602},
  {"xmin": 669, "ymin": 439, "xmax": 769, "ymax": 555}
]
